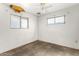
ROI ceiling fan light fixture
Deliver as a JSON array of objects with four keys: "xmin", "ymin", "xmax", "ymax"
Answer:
[{"xmin": 10, "ymin": 4, "xmax": 25, "ymax": 13}]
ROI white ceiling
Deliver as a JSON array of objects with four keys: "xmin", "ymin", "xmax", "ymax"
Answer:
[{"xmin": 6, "ymin": 3, "xmax": 78, "ymax": 16}]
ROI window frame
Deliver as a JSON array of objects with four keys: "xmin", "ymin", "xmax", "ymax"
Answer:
[
  {"xmin": 47, "ymin": 17, "xmax": 55, "ymax": 25},
  {"xmin": 55, "ymin": 15, "xmax": 65, "ymax": 24},
  {"xmin": 47, "ymin": 15, "xmax": 65, "ymax": 25},
  {"xmin": 21, "ymin": 17, "xmax": 29, "ymax": 29},
  {"xmin": 10, "ymin": 14, "xmax": 29, "ymax": 29}
]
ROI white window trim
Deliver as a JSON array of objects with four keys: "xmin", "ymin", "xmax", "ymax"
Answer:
[
  {"xmin": 48, "ymin": 17, "xmax": 55, "ymax": 25},
  {"xmin": 47, "ymin": 15, "xmax": 65, "ymax": 25},
  {"xmin": 55, "ymin": 15, "xmax": 65, "ymax": 24},
  {"xmin": 21, "ymin": 17, "xmax": 29, "ymax": 29},
  {"xmin": 10, "ymin": 14, "xmax": 29, "ymax": 29}
]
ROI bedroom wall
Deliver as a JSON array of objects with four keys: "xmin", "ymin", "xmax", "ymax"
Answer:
[
  {"xmin": 0, "ymin": 4, "xmax": 38, "ymax": 53},
  {"xmin": 0, "ymin": 3, "xmax": 79, "ymax": 54},
  {"xmin": 38, "ymin": 4, "xmax": 79, "ymax": 49}
]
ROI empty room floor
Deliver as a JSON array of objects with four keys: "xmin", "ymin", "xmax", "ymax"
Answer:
[{"xmin": 0, "ymin": 40, "xmax": 79, "ymax": 56}]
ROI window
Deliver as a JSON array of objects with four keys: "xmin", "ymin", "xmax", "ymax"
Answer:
[
  {"xmin": 10, "ymin": 15, "xmax": 20, "ymax": 28},
  {"xmin": 10, "ymin": 15, "xmax": 28, "ymax": 29},
  {"xmin": 48, "ymin": 18, "xmax": 55, "ymax": 24},
  {"xmin": 21, "ymin": 17, "xmax": 28, "ymax": 28},
  {"xmin": 48, "ymin": 16, "xmax": 65, "ymax": 24},
  {"xmin": 55, "ymin": 16, "xmax": 64, "ymax": 24}
]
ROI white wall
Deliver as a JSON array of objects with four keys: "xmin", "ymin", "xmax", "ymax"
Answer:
[
  {"xmin": 0, "ymin": 4, "xmax": 38, "ymax": 53},
  {"xmin": 39, "ymin": 4, "xmax": 79, "ymax": 49},
  {"xmin": 0, "ymin": 4, "xmax": 79, "ymax": 54}
]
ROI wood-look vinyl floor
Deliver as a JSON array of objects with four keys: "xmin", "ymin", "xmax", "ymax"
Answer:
[{"xmin": 0, "ymin": 40, "xmax": 79, "ymax": 56}]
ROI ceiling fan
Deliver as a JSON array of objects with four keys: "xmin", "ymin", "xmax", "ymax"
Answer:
[
  {"xmin": 9, "ymin": 3, "xmax": 53, "ymax": 15},
  {"xmin": 9, "ymin": 4, "xmax": 25, "ymax": 13},
  {"xmin": 37, "ymin": 3, "xmax": 53, "ymax": 16}
]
